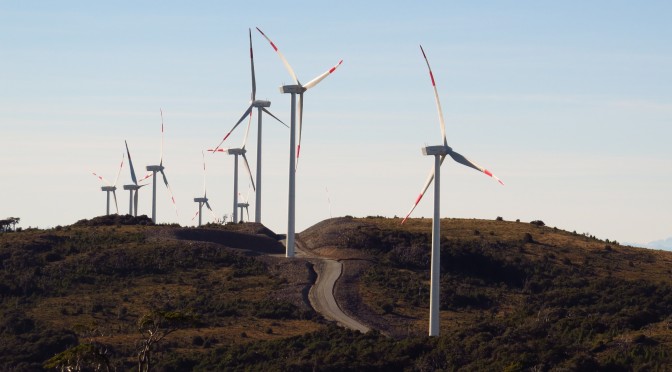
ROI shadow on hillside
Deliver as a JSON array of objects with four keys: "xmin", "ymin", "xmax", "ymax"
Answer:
[{"xmin": 173, "ymin": 227, "xmax": 284, "ymax": 255}]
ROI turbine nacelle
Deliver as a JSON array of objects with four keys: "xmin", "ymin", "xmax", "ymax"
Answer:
[
  {"xmin": 123, "ymin": 184, "xmax": 141, "ymax": 191},
  {"xmin": 422, "ymin": 145, "xmax": 452, "ymax": 157},
  {"xmin": 101, "ymin": 186, "xmax": 117, "ymax": 192},
  {"xmin": 280, "ymin": 84, "xmax": 306, "ymax": 94},
  {"xmin": 194, "ymin": 197, "xmax": 208, "ymax": 203},
  {"xmin": 252, "ymin": 100, "xmax": 271, "ymax": 108},
  {"xmin": 227, "ymin": 148, "xmax": 246, "ymax": 156},
  {"xmin": 146, "ymin": 165, "xmax": 164, "ymax": 172}
]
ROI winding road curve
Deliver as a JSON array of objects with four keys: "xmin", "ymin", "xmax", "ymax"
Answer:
[{"xmin": 294, "ymin": 242, "xmax": 370, "ymax": 333}]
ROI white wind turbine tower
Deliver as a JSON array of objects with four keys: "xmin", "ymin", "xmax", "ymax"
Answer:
[
  {"xmin": 123, "ymin": 140, "xmax": 152, "ymax": 217},
  {"xmin": 401, "ymin": 46, "xmax": 504, "ymax": 337},
  {"xmin": 192, "ymin": 151, "xmax": 216, "ymax": 227},
  {"xmin": 146, "ymin": 109, "xmax": 178, "ymax": 224},
  {"xmin": 210, "ymin": 118, "xmax": 256, "ymax": 224},
  {"xmin": 256, "ymin": 27, "xmax": 343, "ymax": 257},
  {"xmin": 92, "ymin": 152, "xmax": 124, "ymax": 216},
  {"xmin": 211, "ymin": 29, "xmax": 287, "ymax": 224}
]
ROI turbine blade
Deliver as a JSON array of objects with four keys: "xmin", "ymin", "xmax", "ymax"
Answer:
[
  {"xmin": 249, "ymin": 28, "xmax": 256, "ymax": 102},
  {"xmin": 113, "ymin": 152, "xmax": 124, "ymax": 187},
  {"xmin": 261, "ymin": 108, "xmax": 288, "ymax": 128},
  {"xmin": 160, "ymin": 108, "xmax": 165, "ymax": 163},
  {"xmin": 420, "ymin": 45, "xmax": 448, "ymax": 147},
  {"xmin": 245, "ymin": 206, "xmax": 249, "ymax": 221},
  {"xmin": 401, "ymin": 155, "xmax": 447, "ymax": 224},
  {"xmin": 296, "ymin": 93, "xmax": 304, "ymax": 170},
  {"xmin": 447, "ymin": 149, "xmax": 505, "ymax": 185},
  {"xmin": 134, "ymin": 190, "xmax": 139, "ymax": 213},
  {"xmin": 255, "ymin": 27, "xmax": 299, "ymax": 84},
  {"xmin": 137, "ymin": 172, "xmax": 153, "ymax": 183},
  {"xmin": 303, "ymin": 60, "xmax": 343, "ymax": 90},
  {"xmin": 205, "ymin": 201, "xmax": 218, "ymax": 220},
  {"xmin": 241, "ymin": 108, "xmax": 253, "ymax": 149},
  {"xmin": 160, "ymin": 169, "xmax": 179, "ymax": 216},
  {"xmin": 125, "ymin": 140, "xmax": 138, "ymax": 185},
  {"xmin": 241, "ymin": 153, "xmax": 256, "ymax": 191},
  {"xmin": 212, "ymin": 105, "xmax": 253, "ymax": 153},
  {"xmin": 112, "ymin": 190, "xmax": 119, "ymax": 214},
  {"xmin": 201, "ymin": 150, "xmax": 207, "ymax": 196},
  {"xmin": 191, "ymin": 210, "xmax": 199, "ymax": 221},
  {"xmin": 92, "ymin": 172, "xmax": 111, "ymax": 186},
  {"xmin": 207, "ymin": 148, "xmax": 228, "ymax": 153}
]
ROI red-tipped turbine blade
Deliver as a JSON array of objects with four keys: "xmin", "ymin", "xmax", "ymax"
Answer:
[
  {"xmin": 92, "ymin": 172, "xmax": 111, "ymax": 186},
  {"xmin": 207, "ymin": 148, "xmax": 228, "ymax": 153},
  {"xmin": 191, "ymin": 210, "xmax": 200, "ymax": 221},
  {"xmin": 137, "ymin": 172, "xmax": 153, "ymax": 183},
  {"xmin": 401, "ymin": 155, "xmax": 447, "ymax": 224},
  {"xmin": 249, "ymin": 28, "xmax": 256, "ymax": 102},
  {"xmin": 303, "ymin": 59, "xmax": 343, "ymax": 90},
  {"xmin": 420, "ymin": 45, "xmax": 447, "ymax": 147},
  {"xmin": 256, "ymin": 27, "xmax": 299, "ymax": 84},
  {"xmin": 447, "ymin": 149, "xmax": 504, "ymax": 185},
  {"xmin": 212, "ymin": 105, "xmax": 253, "ymax": 154}
]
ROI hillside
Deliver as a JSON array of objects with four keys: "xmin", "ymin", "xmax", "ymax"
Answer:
[{"xmin": 2, "ymin": 215, "xmax": 672, "ymax": 370}]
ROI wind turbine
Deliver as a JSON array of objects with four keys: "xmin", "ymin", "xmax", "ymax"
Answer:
[
  {"xmin": 123, "ymin": 140, "xmax": 152, "ymax": 217},
  {"xmin": 256, "ymin": 26, "xmax": 343, "ymax": 257},
  {"xmin": 92, "ymin": 152, "xmax": 124, "ymax": 216},
  {"xmin": 238, "ymin": 195, "xmax": 250, "ymax": 222},
  {"xmin": 238, "ymin": 185, "xmax": 251, "ymax": 222},
  {"xmin": 211, "ymin": 29, "xmax": 287, "ymax": 224},
  {"xmin": 146, "ymin": 109, "xmax": 178, "ymax": 224},
  {"xmin": 210, "ymin": 117, "xmax": 255, "ymax": 224},
  {"xmin": 192, "ymin": 151, "xmax": 216, "ymax": 227},
  {"xmin": 401, "ymin": 46, "xmax": 504, "ymax": 337}
]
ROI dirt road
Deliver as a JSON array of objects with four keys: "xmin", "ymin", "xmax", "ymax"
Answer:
[{"xmin": 294, "ymin": 242, "xmax": 370, "ymax": 333}]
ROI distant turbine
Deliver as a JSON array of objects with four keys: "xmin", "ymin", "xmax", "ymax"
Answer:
[
  {"xmin": 146, "ymin": 109, "xmax": 178, "ymax": 223},
  {"xmin": 402, "ymin": 45, "xmax": 504, "ymax": 337},
  {"xmin": 237, "ymin": 188, "xmax": 252, "ymax": 223},
  {"xmin": 192, "ymin": 151, "xmax": 216, "ymax": 227},
  {"xmin": 123, "ymin": 140, "xmax": 152, "ymax": 217},
  {"xmin": 211, "ymin": 29, "xmax": 287, "ymax": 224},
  {"xmin": 256, "ymin": 26, "xmax": 343, "ymax": 257},
  {"xmin": 210, "ymin": 117, "xmax": 255, "ymax": 224},
  {"xmin": 92, "ymin": 152, "xmax": 124, "ymax": 216}
]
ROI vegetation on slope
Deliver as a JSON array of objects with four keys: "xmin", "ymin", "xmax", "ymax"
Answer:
[
  {"xmin": 0, "ymin": 216, "xmax": 318, "ymax": 371},
  {"xmin": 2, "ymin": 214, "xmax": 672, "ymax": 370}
]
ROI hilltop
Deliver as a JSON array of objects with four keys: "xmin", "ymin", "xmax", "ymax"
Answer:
[{"xmin": 1, "ymin": 215, "xmax": 672, "ymax": 370}]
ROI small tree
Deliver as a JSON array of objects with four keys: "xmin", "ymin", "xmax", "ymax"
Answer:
[
  {"xmin": 136, "ymin": 310, "xmax": 196, "ymax": 372},
  {"xmin": 0, "ymin": 217, "xmax": 20, "ymax": 232}
]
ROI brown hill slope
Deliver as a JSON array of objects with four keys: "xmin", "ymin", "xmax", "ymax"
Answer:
[
  {"xmin": 0, "ymin": 219, "xmax": 320, "ymax": 371},
  {"xmin": 2, "ymin": 215, "xmax": 672, "ymax": 370},
  {"xmin": 299, "ymin": 216, "xmax": 672, "ymax": 365}
]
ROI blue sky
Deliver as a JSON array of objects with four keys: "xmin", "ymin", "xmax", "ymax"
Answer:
[{"xmin": 1, "ymin": 1, "xmax": 670, "ymax": 245}]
